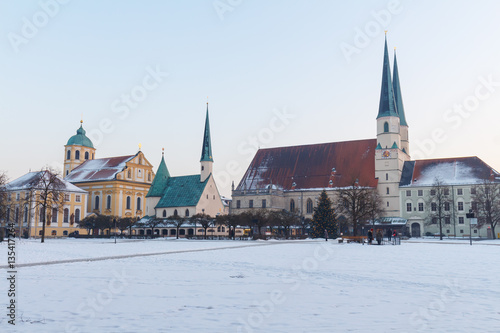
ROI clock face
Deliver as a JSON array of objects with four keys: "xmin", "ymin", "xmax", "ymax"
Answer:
[{"xmin": 382, "ymin": 150, "xmax": 391, "ymax": 158}]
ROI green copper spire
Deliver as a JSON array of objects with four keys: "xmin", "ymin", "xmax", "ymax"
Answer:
[
  {"xmin": 200, "ymin": 104, "xmax": 213, "ymax": 162},
  {"xmin": 146, "ymin": 149, "xmax": 170, "ymax": 197},
  {"xmin": 393, "ymin": 49, "xmax": 408, "ymax": 126},
  {"xmin": 377, "ymin": 34, "xmax": 398, "ymax": 119}
]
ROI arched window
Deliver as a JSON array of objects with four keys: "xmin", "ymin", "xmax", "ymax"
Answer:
[
  {"xmin": 63, "ymin": 230, "xmax": 68, "ymax": 236},
  {"xmin": 137, "ymin": 197, "xmax": 141, "ymax": 211},
  {"xmin": 85, "ymin": 152, "xmax": 89, "ymax": 160},
  {"xmin": 106, "ymin": 195, "xmax": 111, "ymax": 209},
  {"xmin": 63, "ymin": 208, "xmax": 69, "ymax": 222},
  {"xmin": 67, "ymin": 150, "xmax": 71, "ymax": 160},
  {"xmin": 126, "ymin": 196, "xmax": 131, "ymax": 210},
  {"xmin": 75, "ymin": 150, "xmax": 80, "ymax": 160},
  {"xmin": 95, "ymin": 196, "xmax": 100, "ymax": 210},
  {"xmin": 52, "ymin": 208, "xmax": 58, "ymax": 223},
  {"xmin": 384, "ymin": 122, "xmax": 389, "ymax": 133},
  {"xmin": 185, "ymin": 209, "xmax": 189, "ymax": 217},
  {"xmin": 306, "ymin": 199, "xmax": 313, "ymax": 214},
  {"xmin": 75, "ymin": 209, "xmax": 80, "ymax": 222},
  {"xmin": 162, "ymin": 210, "xmax": 167, "ymax": 217},
  {"xmin": 174, "ymin": 209, "xmax": 178, "ymax": 216},
  {"xmin": 39, "ymin": 207, "xmax": 45, "ymax": 223},
  {"xmin": 170, "ymin": 229, "xmax": 176, "ymax": 236},
  {"xmin": 290, "ymin": 199, "xmax": 295, "ymax": 212},
  {"xmin": 51, "ymin": 230, "xmax": 57, "ymax": 236},
  {"xmin": 179, "ymin": 229, "xmax": 186, "ymax": 235}
]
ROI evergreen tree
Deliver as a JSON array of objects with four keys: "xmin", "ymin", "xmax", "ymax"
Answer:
[{"xmin": 311, "ymin": 190, "xmax": 338, "ymax": 239}]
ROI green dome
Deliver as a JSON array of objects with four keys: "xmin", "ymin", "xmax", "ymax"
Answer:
[{"xmin": 67, "ymin": 123, "xmax": 94, "ymax": 148}]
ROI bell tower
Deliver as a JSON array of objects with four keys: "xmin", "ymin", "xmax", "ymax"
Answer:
[
  {"xmin": 64, "ymin": 120, "xmax": 96, "ymax": 177},
  {"xmin": 374, "ymin": 33, "xmax": 410, "ymax": 217},
  {"xmin": 200, "ymin": 103, "xmax": 213, "ymax": 183}
]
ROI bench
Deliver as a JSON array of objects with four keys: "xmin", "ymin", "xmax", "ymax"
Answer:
[{"xmin": 339, "ymin": 236, "xmax": 367, "ymax": 244}]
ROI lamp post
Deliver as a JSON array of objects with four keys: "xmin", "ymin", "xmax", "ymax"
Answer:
[
  {"xmin": 466, "ymin": 210, "xmax": 476, "ymax": 246},
  {"xmin": 113, "ymin": 218, "xmax": 117, "ymax": 244}
]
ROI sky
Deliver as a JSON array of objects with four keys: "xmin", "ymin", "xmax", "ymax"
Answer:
[{"xmin": 1, "ymin": 0, "xmax": 500, "ymax": 197}]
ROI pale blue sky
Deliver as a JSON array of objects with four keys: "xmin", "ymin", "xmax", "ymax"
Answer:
[{"xmin": 1, "ymin": 0, "xmax": 500, "ymax": 196}]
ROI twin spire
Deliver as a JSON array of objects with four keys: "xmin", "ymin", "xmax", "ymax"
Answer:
[
  {"xmin": 200, "ymin": 103, "xmax": 213, "ymax": 162},
  {"xmin": 377, "ymin": 34, "xmax": 408, "ymax": 127}
]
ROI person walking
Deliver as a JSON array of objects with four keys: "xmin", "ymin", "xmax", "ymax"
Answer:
[
  {"xmin": 376, "ymin": 229, "xmax": 383, "ymax": 245},
  {"xmin": 367, "ymin": 229, "xmax": 373, "ymax": 245},
  {"xmin": 386, "ymin": 228, "xmax": 392, "ymax": 241},
  {"xmin": 324, "ymin": 229, "xmax": 328, "ymax": 241}
]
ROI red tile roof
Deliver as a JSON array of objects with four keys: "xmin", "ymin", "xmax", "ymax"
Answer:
[
  {"xmin": 236, "ymin": 139, "xmax": 378, "ymax": 191},
  {"xmin": 66, "ymin": 155, "xmax": 135, "ymax": 183}
]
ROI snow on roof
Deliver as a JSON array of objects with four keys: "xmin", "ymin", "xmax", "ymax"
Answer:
[
  {"xmin": 400, "ymin": 157, "xmax": 499, "ymax": 187},
  {"xmin": 6, "ymin": 171, "xmax": 86, "ymax": 193},
  {"xmin": 66, "ymin": 155, "xmax": 135, "ymax": 183}
]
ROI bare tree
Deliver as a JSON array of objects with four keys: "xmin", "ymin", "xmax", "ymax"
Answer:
[
  {"xmin": 216, "ymin": 214, "xmax": 239, "ymax": 240},
  {"xmin": 426, "ymin": 178, "xmax": 452, "ymax": 240},
  {"xmin": 136, "ymin": 216, "xmax": 164, "ymax": 237},
  {"xmin": 0, "ymin": 172, "xmax": 9, "ymax": 241},
  {"xmin": 78, "ymin": 214, "xmax": 98, "ymax": 235},
  {"xmin": 472, "ymin": 180, "xmax": 500, "ymax": 239},
  {"xmin": 269, "ymin": 210, "xmax": 300, "ymax": 239},
  {"xmin": 365, "ymin": 189, "xmax": 384, "ymax": 226},
  {"xmin": 27, "ymin": 169, "xmax": 66, "ymax": 243},
  {"xmin": 168, "ymin": 215, "xmax": 186, "ymax": 239},
  {"xmin": 336, "ymin": 179, "xmax": 380, "ymax": 236},
  {"xmin": 191, "ymin": 213, "xmax": 214, "ymax": 239},
  {"xmin": 117, "ymin": 217, "xmax": 138, "ymax": 236}
]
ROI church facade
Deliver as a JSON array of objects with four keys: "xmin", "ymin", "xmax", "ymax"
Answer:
[
  {"xmin": 64, "ymin": 121, "xmax": 155, "ymax": 220},
  {"xmin": 231, "ymin": 35, "xmax": 499, "ymax": 238}
]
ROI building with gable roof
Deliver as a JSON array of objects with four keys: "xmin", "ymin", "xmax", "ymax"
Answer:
[
  {"xmin": 143, "ymin": 104, "xmax": 225, "ymax": 234},
  {"xmin": 231, "ymin": 34, "xmax": 499, "ymax": 238},
  {"xmin": 64, "ymin": 121, "xmax": 154, "ymax": 222}
]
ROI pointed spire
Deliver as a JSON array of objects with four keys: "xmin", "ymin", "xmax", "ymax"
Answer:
[
  {"xmin": 377, "ymin": 33, "xmax": 398, "ymax": 119},
  {"xmin": 146, "ymin": 150, "xmax": 171, "ymax": 197},
  {"xmin": 200, "ymin": 103, "xmax": 213, "ymax": 162},
  {"xmin": 393, "ymin": 48, "xmax": 408, "ymax": 126}
]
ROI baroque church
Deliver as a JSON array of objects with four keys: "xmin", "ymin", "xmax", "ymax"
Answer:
[{"xmin": 231, "ymin": 35, "xmax": 499, "ymax": 238}]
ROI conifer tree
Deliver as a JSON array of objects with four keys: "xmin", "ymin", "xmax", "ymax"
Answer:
[{"xmin": 311, "ymin": 190, "xmax": 337, "ymax": 239}]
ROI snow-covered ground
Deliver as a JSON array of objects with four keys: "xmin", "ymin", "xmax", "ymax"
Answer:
[{"xmin": 1, "ymin": 238, "xmax": 499, "ymax": 332}]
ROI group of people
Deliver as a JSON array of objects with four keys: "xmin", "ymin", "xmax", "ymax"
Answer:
[{"xmin": 367, "ymin": 228, "xmax": 397, "ymax": 245}]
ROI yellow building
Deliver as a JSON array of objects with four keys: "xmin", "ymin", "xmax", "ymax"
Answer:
[
  {"xmin": 3, "ymin": 171, "xmax": 88, "ymax": 238},
  {"xmin": 64, "ymin": 122, "xmax": 154, "ymax": 220}
]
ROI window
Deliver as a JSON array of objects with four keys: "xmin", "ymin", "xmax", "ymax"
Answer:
[
  {"xmin": 137, "ymin": 197, "xmax": 141, "ymax": 211},
  {"xmin": 217, "ymin": 226, "xmax": 221, "ymax": 232},
  {"xmin": 249, "ymin": 200, "xmax": 254, "ymax": 208},
  {"xmin": 387, "ymin": 201, "xmax": 389, "ymax": 207},
  {"xmin": 430, "ymin": 189, "xmax": 436, "ymax": 196},
  {"xmin": 107, "ymin": 195, "xmax": 111, "ymax": 209},
  {"xmin": 148, "ymin": 173, "xmax": 151, "ymax": 181},
  {"xmin": 459, "ymin": 217, "xmax": 464, "ymax": 224},
  {"xmin": 66, "ymin": 170, "xmax": 69, "ymax": 176},
  {"xmin": 457, "ymin": 188, "xmax": 463, "ymax": 195},
  {"xmin": 460, "ymin": 229, "xmax": 464, "ymax": 234},
  {"xmin": 444, "ymin": 202, "xmax": 450, "ymax": 211},
  {"xmin": 15, "ymin": 207, "xmax": 19, "ymax": 222},
  {"xmin": 384, "ymin": 121, "xmax": 389, "ymax": 133},
  {"xmin": 431, "ymin": 202, "xmax": 437, "ymax": 212},
  {"xmin": 52, "ymin": 230, "xmax": 57, "ymax": 236},
  {"xmin": 474, "ymin": 229, "xmax": 478, "ymax": 234},
  {"xmin": 75, "ymin": 209, "xmax": 80, "ymax": 223},
  {"xmin": 85, "ymin": 151, "xmax": 89, "ymax": 160},
  {"xmin": 75, "ymin": 150, "xmax": 80, "ymax": 160},
  {"xmin": 386, "ymin": 173, "xmax": 388, "ymax": 181},
  {"xmin": 406, "ymin": 202, "xmax": 412, "ymax": 212},
  {"xmin": 418, "ymin": 203, "xmax": 424, "ymax": 212},
  {"xmin": 471, "ymin": 201, "xmax": 477, "ymax": 211},
  {"xmin": 431, "ymin": 217, "xmax": 437, "ymax": 224},
  {"xmin": 24, "ymin": 206, "xmax": 28, "ymax": 223},
  {"xmin": 64, "ymin": 194, "xmax": 70, "ymax": 201},
  {"xmin": 445, "ymin": 216, "xmax": 450, "ymax": 224},
  {"xmin": 201, "ymin": 166, "xmax": 204, "ymax": 171},
  {"xmin": 444, "ymin": 188, "xmax": 450, "ymax": 196},
  {"xmin": 446, "ymin": 229, "xmax": 450, "ymax": 234},
  {"xmin": 138, "ymin": 169, "xmax": 142, "ymax": 178},
  {"xmin": 63, "ymin": 208, "xmax": 69, "ymax": 223},
  {"xmin": 126, "ymin": 196, "xmax": 131, "ymax": 209},
  {"xmin": 63, "ymin": 230, "xmax": 68, "ymax": 236},
  {"xmin": 75, "ymin": 195, "xmax": 81, "ymax": 202},
  {"xmin": 236, "ymin": 200, "xmax": 241, "ymax": 209},
  {"xmin": 458, "ymin": 202, "xmax": 464, "ymax": 211},
  {"xmin": 95, "ymin": 196, "xmax": 100, "ymax": 210},
  {"xmin": 174, "ymin": 209, "xmax": 178, "ymax": 216},
  {"xmin": 185, "ymin": 209, "xmax": 189, "ymax": 217},
  {"xmin": 16, "ymin": 193, "xmax": 20, "ymax": 201},
  {"xmin": 406, "ymin": 190, "xmax": 411, "ymax": 197},
  {"xmin": 39, "ymin": 207, "xmax": 45, "ymax": 222},
  {"xmin": 386, "ymin": 187, "xmax": 390, "ymax": 195},
  {"xmin": 262, "ymin": 199, "xmax": 266, "ymax": 208},
  {"xmin": 207, "ymin": 195, "xmax": 209, "ymax": 199},
  {"xmin": 128, "ymin": 169, "xmax": 131, "ymax": 178},
  {"xmin": 471, "ymin": 187, "xmax": 476, "ymax": 195},
  {"xmin": 290, "ymin": 199, "xmax": 295, "ymax": 212},
  {"xmin": 163, "ymin": 210, "xmax": 167, "ymax": 218},
  {"xmin": 67, "ymin": 150, "xmax": 71, "ymax": 160},
  {"xmin": 306, "ymin": 199, "xmax": 313, "ymax": 214},
  {"xmin": 418, "ymin": 190, "xmax": 423, "ymax": 197}
]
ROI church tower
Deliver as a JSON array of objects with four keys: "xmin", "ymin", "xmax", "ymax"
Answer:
[
  {"xmin": 375, "ymin": 34, "xmax": 410, "ymax": 217},
  {"xmin": 200, "ymin": 103, "xmax": 213, "ymax": 182},
  {"xmin": 64, "ymin": 120, "xmax": 96, "ymax": 178},
  {"xmin": 393, "ymin": 48, "xmax": 409, "ymax": 155}
]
